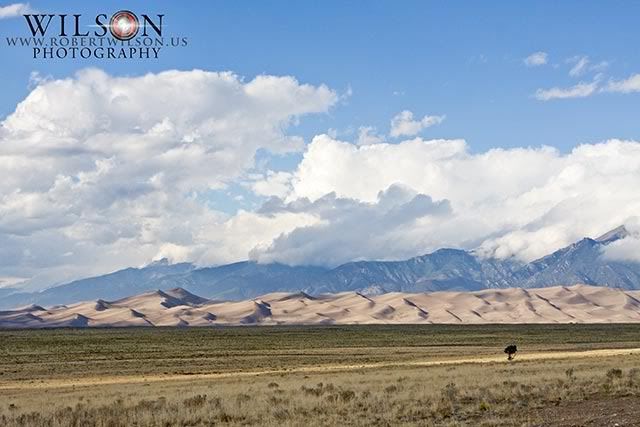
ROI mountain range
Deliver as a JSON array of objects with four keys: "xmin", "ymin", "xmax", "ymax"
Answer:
[{"xmin": 0, "ymin": 225, "xmax": 638, "ymax": 309}]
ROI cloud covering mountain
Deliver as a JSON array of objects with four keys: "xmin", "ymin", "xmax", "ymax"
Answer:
[
  {"xmin": 1, "ymin": 226, "xmax": 639, "ymax": 309},
  {"xmin": 250, "ymin": 135, "xmax": 640, "ymax": 266},
  {"xmin": 1, "ymin": 69, "xmax": 640, "ymax": 291}
]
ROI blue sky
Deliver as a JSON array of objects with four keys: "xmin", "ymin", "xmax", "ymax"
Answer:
[
  {"xmin": 1, "ymin": 1, "xmax": 640, "ymax": 287},
  {"xmin": 2, "ymin": 1, "xmax": 640, "ymax": 151}
]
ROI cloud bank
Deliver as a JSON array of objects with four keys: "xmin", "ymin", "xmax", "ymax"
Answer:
[
  {"xmin": 1, "ymin": 68, "xmax": 639, "ymax": 288},
  {"xmin": 0, "ymin": 69, "xmax": 336, "ymax": 285},
  {"xmin": 249, "ymin": 135, "xmax": 640, "ymax": 265}
]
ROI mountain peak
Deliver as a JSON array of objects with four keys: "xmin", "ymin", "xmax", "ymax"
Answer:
[
  {"xmin": 3, "ymin": 229, "xmax": 640, "ymax": 310},
  {"xmin": 148, "ymin": 258, "xmax": 171, "ymax": 267},
  {"xmin": 595, "ymin": 225, "xmax": 629, "ymax": 244}
]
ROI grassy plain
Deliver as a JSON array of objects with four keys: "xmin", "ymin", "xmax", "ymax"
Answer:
[{"xmin": 1, "ymin": 324, "xmax": 640, "ymax": 426}]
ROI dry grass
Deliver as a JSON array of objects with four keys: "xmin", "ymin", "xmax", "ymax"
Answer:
[
  {"xmin": 2, "ymin": 354, "xmax": 640, "ymax": 426},
  {"xmin": 2, "ymin": 325, "xmax": 640, "ymax": 426},
  {"xmin": 2, "ymin": 324, "xmax": 640, "ymax": 382}
]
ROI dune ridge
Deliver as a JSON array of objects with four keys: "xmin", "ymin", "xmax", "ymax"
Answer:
[{"xmin": 2, "ymin": 284, "xmax": 640, "ymax": 328}]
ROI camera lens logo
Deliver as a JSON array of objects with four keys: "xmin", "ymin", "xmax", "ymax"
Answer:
[{"xmin": 109, "ymin": 10, "xmax": 139, "ymax": 41}]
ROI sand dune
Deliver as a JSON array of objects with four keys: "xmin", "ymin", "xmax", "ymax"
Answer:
[{"xmin": 2, "ymin": 284, "xmax": 640, "ymax": 328}]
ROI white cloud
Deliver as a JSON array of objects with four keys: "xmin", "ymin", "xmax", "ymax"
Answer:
[
  {"xmin": 524, "ymin": 51, "xmax": 548, "ymax": 67},
  {"xmin": 567, "ymin": 55, "xmax": 609, "ymax": 77},
  {"xmin": 154, "ymin": 243, "xmax": 193, "ymax": 263},
  {"xmin": 534, "ymin": 80, "xmax": 598, "ymax": 101},
  {"xmin": 0, "ymin": 2, "xmax": 32, "ymax": 19},
  {"xmin": 534, "ymin": 56, "xmax": 611, "ymax": 101},
  {"xmin": 0, "ymin": 276, "xmax": 27, "ymax": 288},
  {"xmin": 250, "ymin": 170, "xmax": 294, "ymax": 198},
  {"xmin": 603, "ymin": 237, "xmax": 640, "ymax": 262},
  {"xmin": 3, "ymin": 68, "xmax": 640, "ymax": 287},
  {"xmin": 601, "ymin": 219, "xmax": 640, "ymax": 262},
  {"xmin": 389, "ymin": 110, "xmax": 445, "ymax": 137},
  {"xmin": 252, "ymin": 185, "xmax": 451, "ymax": 266},
  {"xmin": 356, "ymin": 126, "xmax": 384, "ymax": 146},
  {"xmin": 604, "ymin": 73, "xmax": 640, "ymax": 94},
  {"xmin": 568, "ymin": 55, "xmax": 590, "ymax": 77},
  {"xmin": 247, "ymin": 135, "xmax": 640, "ymax": 265},
  {"xmin": 0, "ymin": 68, "xmax": 337, "ymax": 286}
]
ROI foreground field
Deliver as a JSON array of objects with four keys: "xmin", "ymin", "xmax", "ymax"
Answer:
[{"xmin": 1, "ymin": 325, "xmax": 640, "ymax": 426}]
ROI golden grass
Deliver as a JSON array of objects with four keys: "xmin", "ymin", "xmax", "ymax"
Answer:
[
  {"xmin": 1, "ymin": 353, "xmax": 639, "ymax": 426},
  {"xmin": 2, "ymin": 325, "xmax": 640, "ymax": 426}
]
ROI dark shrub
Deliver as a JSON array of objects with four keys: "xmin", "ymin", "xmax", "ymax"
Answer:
[{"xmin": 504, "ymin": 345, "xmax": 518, "ymax": 360}]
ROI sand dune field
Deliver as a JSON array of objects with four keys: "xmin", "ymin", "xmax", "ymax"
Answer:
[{"xmin": 3, "ymin": 284, "xmax": 640, "ymax": 328}]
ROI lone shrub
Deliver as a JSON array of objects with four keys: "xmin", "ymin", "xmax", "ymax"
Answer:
[{"xmin": 504, "ymin": 345, "xmax": 518, "ymax": 360}]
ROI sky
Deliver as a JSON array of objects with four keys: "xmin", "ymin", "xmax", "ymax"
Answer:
[{"xmin": 1, "ymin": 1, "xmax": 640, "ymax": 289}]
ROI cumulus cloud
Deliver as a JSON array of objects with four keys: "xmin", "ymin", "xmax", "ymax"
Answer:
[
  {"xmin": 0, "ymin": 68, "xmax": 337, "ymax": 286},
  {"xmin": 524, "ymin": 51, "xmax": 548, "ymax": 67},
  {"xmin": 603, "ymin": 238, "xmax": 640, "ymax": 262},
  {"xmin": 251, "ymin": 185, "xmax": 451, "ymax": 266},
  {"xmin": 601, "ymin": 219, "xmax": 640, "ymax": 262},
  {"xmin": 0, "ymin": 2, "xmax": 32, "ymax": 19},
  {"xmin": 250, "ymin": 170, "xmax": 294, "ymax": 198},
  {"xmin": 3, "ymin": 68, "xmax": 640, "ymax": 287},
  {"xmin": 356, "ymin": 126, "xmax": 384, "ymax": 146},
  {"xmin": 247, "ymin": 135, "xmax": 640, "ymax": 264},
  {"xmin": 604, "ymin": 73, "xmax": 640, "ymax": 94},
  {"xmin": 389, "ymin": 110, "xmax": 445, "ymax": 137},
  {"xmin": 534, "ymin": 80, "xmax": 598, "ymax": 101}
]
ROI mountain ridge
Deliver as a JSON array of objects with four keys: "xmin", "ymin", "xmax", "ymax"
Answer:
[{"xmin": 0, "ymin": 226, "xmax": 638, "ymax": 309}]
